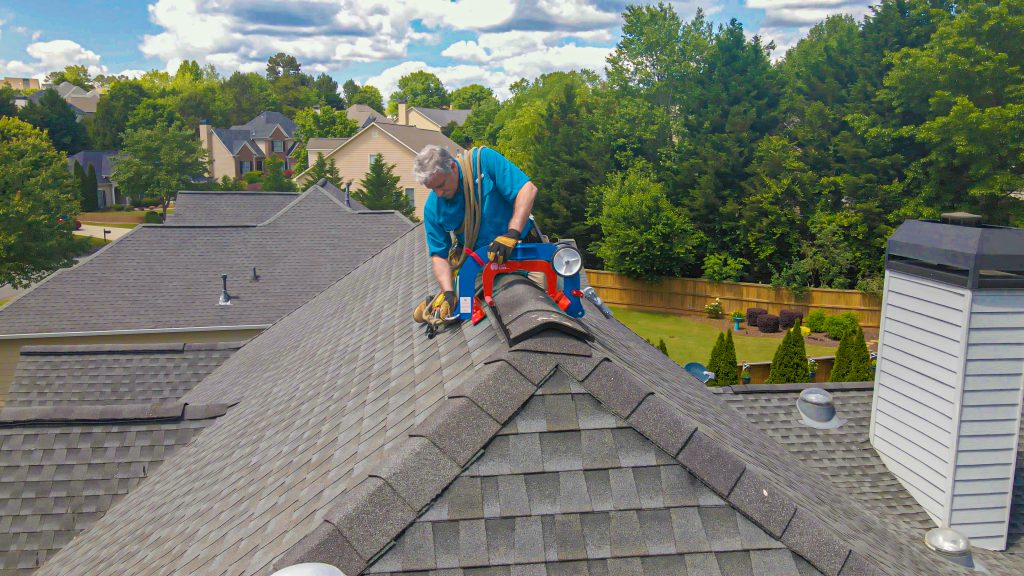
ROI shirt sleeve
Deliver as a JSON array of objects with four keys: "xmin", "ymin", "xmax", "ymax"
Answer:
[
  {"xmin": 423, "ymin": 195, "xmax": 452, "ymax": 258},
  {"xmin": 479, "ymin": 147, "xmax": 531, "ymax": 204}
]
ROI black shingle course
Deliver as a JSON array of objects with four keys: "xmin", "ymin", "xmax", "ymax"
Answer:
[
  {"xmin": 411, "ymin": 397, "xmax": 501, "ymax": 467},
  {"xmin": 728, "ymin": 469, "xmax": 797, "ymax": 539},
  {"xmin": 626, "ymin": 395, "xmax": 698, "ymax": 457}
]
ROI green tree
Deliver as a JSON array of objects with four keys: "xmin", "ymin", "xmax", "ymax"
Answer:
[
  {"xmin": 45, "ymin": 65, "xmax": 94, "ymax": 90},
  {"xmin": 766, "ymin": 320, "xmax": 811, "ymax": 384},
  {"xmin": 291, "ymin": 106, "xmax": 358, "ymax": 172},
  {"xmin": 830, "ymin": 325, "xmax": 873, "ymax": 382},
  {"xmin": 312, "ymin": 73, "xmax": 345, "ymax": 109},
  {"xmin": 72, "ymin": 161, "xmax": 89, "ymax": 210},
  {"xmin": 261, "ymin": 155, "xmax": 297, "ymax": 192},
  {"xmin": 18, "ymin": 89, "xmax": 87, "ymax": 154},
  {"xmin": 387, "ymin": 71, "xmax": 449, "ymax": 115},
  {"xmin": 175, "ymin": 60, "xmax": 204, "ymax": 83},
  {"xmin": 590, "ymin": 163, "xmax": 700, "ymax": 281},
  {"xmin": 708, "ymin": 330, "xmax": 739, "ymax": 386},
  {"xmin": 702, "ymin": 253, "xmax": 748, "ymax": 282},
  {"xmin": 217, "ymin": 175, "xmax": 246, "ymax": 191},
  {"xmin": 84, "ymin": 164, "xmax": 99, "ymax": 211},
  {"xmin": 125, "ymin": 99, "xmax": 181, "ymax": 133},
  {"xmin": 272, "ymin": 73, "xmax": 318, "ymax": 117},
  {"xmin": 456, "ymin": 98, "xmax": 501, "ymax": 146},
  {"xmin": 0, "ymin": 117, "xmax": 82, "ymax": 287},
  {"xmin": 450, "ymin": 84, "xmax": 496, "ymax": 109},
  {"xmin": 0, "ymin": 86, "xmax": 17, "ymax": 117},
  {"xmin": 342, "ymin": 79, "xmax": 361, "ymax": 104},
  {"xmin": 112, "ymin": 123, "xmax": 208, "ymax": 219},
  {"xmin": 219, "ymin": 72, "xmax": 277, "ymax": 126},
  {"xmin": 89, "ymin": 80, "xmax": 149, "ymax": 149},
  {"xmin": 174, "ymin": 82, "xmax": 226, "ymax": 128},
  {"xmin": 355, "ymin": 155, "xmax": 414, "ymax": 218},
  {"xmin": 349, "ymin": 85, "xmax": 384, "ymax": 112},
  {"xmin": 266, "ymin": 52, "xmax": 302, "ymax": 81},
  {"xmin": 305, "ymin": 153, "xmax": 343, "ymax": 188}
]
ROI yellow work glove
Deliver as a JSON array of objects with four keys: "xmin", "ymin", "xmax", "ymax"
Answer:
[{"xmin": 488, "ymin": 229, "xmax": 520, "ymax": 265}]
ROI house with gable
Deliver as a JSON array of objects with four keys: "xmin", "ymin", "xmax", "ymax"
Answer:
[
  {"xmin": 26, "ymin": 81, "xmax": 100, "ymax": 119},
  {"xmin": 396, "ymin": 100, "xmax": 471, "ymax": 132},
  {"xmin": 293, "ymin": 121, "xmax": 463, "ymax": 219},
  {"xmin": 67, "ymin": 150, "xmax": 120, "ymax": 207},
  {"xmin": 5, "ymin": 216, "xmax": 1024, "ymax": 575},
  {"xmin": 200, "ymin": 111, "xmax": 298, "ymax": 181},
  {"xmin": 0, "ymin": 180, "xmax": 411, "ymax": 399}
]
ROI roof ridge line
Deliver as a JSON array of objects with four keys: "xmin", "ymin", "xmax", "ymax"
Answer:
[{"xmin": 0, "ymin": 401, "xmax": 234, "ymax": 426}]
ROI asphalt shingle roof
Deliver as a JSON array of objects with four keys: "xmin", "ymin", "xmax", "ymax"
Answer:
[
  {"xmin": 0, "ymin": 183, "xmax": 412, "ymax": 336},
  {"xmin": 6, "ymin": 342, "xmax": 244, "ymax": 408},
  {"xmin": 412, "ymin": 107, "xmax": 472, "ymax": 128},
  {"xmin": 375, "ymin": 122, "xmax": 463, "ymax": 154},
  {"xmin": 720, "ymin": 383, "xmax": 1024, "ymax": 576},
  {"xmin": 213, "ymin": 128, "xmax": 265, "ymax": 157},
  {"xmin": 66, "ymin": 151, "xmax": 116, "ymax": 185},
  {"xmin": 232, "ymin": 111, "xmax": 296, "ymax": 139},
  {"xmin": 168, "ymin": 191, "xmax": 300, "ymax": 225},
  {"xmin": 28, "ymin": 225, "xmax": 988, "ymax": 575}
]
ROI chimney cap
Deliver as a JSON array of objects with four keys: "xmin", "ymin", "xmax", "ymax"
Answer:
[{"xmin": 200, "ymin": 118, "xmax": 210, "ymax": 125}]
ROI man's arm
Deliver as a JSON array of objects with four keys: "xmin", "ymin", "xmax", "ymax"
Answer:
[
  {"xmin": 432, "ymin": 255, "xmax": 454, "ymax": 292},
  {"xmin": 507, "ymin": 181, "xmax": 538, "ymax": 234}
]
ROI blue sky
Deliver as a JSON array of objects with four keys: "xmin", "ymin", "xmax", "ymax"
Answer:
[{"xmin": 0, "ymin": 1, "xmax": 876, "ymax": 99}]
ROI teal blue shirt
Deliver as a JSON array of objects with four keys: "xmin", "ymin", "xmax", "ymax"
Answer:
[{"xmin": 424, "ymin": 147, "xmax": 533, "ymax": 258}]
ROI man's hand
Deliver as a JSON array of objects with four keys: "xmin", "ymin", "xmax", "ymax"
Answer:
[{"xmin": 488, "ymin": 229, "xmax": 520, "ymax": 264}]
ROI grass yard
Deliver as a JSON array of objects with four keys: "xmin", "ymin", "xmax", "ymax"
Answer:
[
  {"xmin": 81, "ymin": 221, "xmax": 138, "ymax": 229},
  {"xmin": 0, "ymin": 297, "xmax": 10, "ymax": 308},
  {"xmin": 610, "ymin": 306, "xmax": 837, "ymax": 365}
]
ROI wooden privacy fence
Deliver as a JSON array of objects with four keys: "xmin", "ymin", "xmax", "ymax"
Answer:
[{"xmin": 586, "ymin": 270, "xmax": 883, "ymax": 328}]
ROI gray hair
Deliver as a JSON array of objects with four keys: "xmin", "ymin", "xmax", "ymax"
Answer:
[{"xmin": 413, "ymin": 145, "xmax": 455, "ymax": 185}]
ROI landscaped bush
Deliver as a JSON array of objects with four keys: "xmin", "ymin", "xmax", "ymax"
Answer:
[
  {"xmin": 242, "ymin": 170, "xmax": 263, "ymax": 184},
  {"xmin": 143, "ymin": 210, "xmax": 162, "ymax": 224},
  {"xmin": 779, "ymin": 309, "xmax": 803, "ymax": 329},
  {"xmin": 657, "ymin": 338, "xmax": 668, "ymax": 355},
  {"xmin": 707, "ymin": 331, "xmax": 738, "ymax": 386},
  {"xmin": 704, "ymin": 298, "xmax": 724, "ymax": 318},
  {"xmin": 823, "ymin": 312, "xmax": 860, "ymax": 340},
  {"xmin": 805, "ymin": 310, "xmax": 827, "ymax": 332},
  {"xmin": 747, "ymin": 307, "xmax": 767, "ymax": 326},
  {"xmin": 831, "ymin": 326, "xmax": 874, "ymax": 382},
  {"xmin": 111, "ymin": 204, "xmax": 127, "ymax": 211},
  {"xmin": 757, "ymin": 314, "xmax": 780, "ymax": 333},
  {"xmin": 766, "ymin": 320, "xmax": 811, "ymax": 384}
]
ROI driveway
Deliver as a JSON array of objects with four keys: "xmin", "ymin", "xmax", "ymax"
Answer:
[{"xmin": 75, "ymin": 224, "xmax": 134, "ymax": 241}]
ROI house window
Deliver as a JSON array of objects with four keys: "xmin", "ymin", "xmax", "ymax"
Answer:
[
  {"xmin": 405, "ymin": 188, "xmax": 415, "ymax": 209},
  {"xmin": 272, "ymin": 140, "xmax": 284, "ymax": 152},
  {"xmin": 255, "ymin": 160, "xmax": 264, "ymax": 172},
  {"xmin": 240, "ymin": 160, "xmax": 252, "ymax": 174},
  {"xmin": 369, "ymin": 153, "xmax": 381, "ymax": 167}
]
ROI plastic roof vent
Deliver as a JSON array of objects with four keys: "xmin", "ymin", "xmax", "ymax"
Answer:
[
  {"xmin": 796, "ymin": 388, "xmax": 845, "ymax": 429},
  {"xmin": 886, "ymin": 214, "xmax": 1024, "ymax": 289},
  {"xmin": 924, "ymin": 528, "xmax": 987, "ymax": 572}
]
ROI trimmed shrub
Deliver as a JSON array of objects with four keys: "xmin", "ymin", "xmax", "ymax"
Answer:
[
  {"xmin": 657, "ymin": 338, "xmax": 668, "ymax": 356},
  {"xmin": 143, "ymin": 211, "xmax": 162, "ymax": 224},
  {"xmin": 706, "ymin": 332, "xmax": 726, "ymax": 386},
  {"xmin": 757, "ymin": 314, "xmax": 780, "ymax": 333},
  {"xmin": 766, "ymin": 320, "xmax": 810, "ymax": 384},
  {"xmin": 718, "ymin": 330, "xmax": 739, "ymax": 385},
  {"xmin": 831, "ymin": 326, "xmax": 874, "ymax": 382},
  {"xmin": 779, "ymin": 309, "xmax": 803, "ymax": 329},
  {"xmin": 805, "ymin": 310, "xmax": 827, "ymax": 333},
  {"xmin": 747, "ymin": 307, "xmax": 767, "ymax": 326},
  {"xmin": 704, "ymin": 298, "xmax": 724, "ymax": 318},
  {"xmin": 823, "ymin": 312, "xmax": 860, "ymax": 340}
]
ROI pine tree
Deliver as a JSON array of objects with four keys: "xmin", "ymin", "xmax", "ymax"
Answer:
[
  {"xmin": 72, "ymin": 161, "xmax": 87, "ymax": 210},
  {"xmin": 657, "ymin": 338, "xmax": 668, "ymax": 355},
  {"xmin": 305, "ymin": 153, "xmax": 342, "ymax": 188},
  {"xmin": 261, "ymin": 155, "xmax": 297, "ymax": 192},
  {"xmin": 355, "ymin": 155, "xmax": 415, "ymax": 219},
  {"xmin": 831, "ymin": 325, "xmax": 872, "ymax": 382},
  {"xmin": 84, "ymin": 164, "xmax": 99, "ymax": 211},
  {"xmin": 706, "ymin": 332, "xmax": 726, "ymax": 386},
  {"xmin": 717, "ymin": 330, "xmax": 739, "ymax": 385},
  {"xmin": 830, "ymin": 330, "xmax": 854, "ymax": 382},
  {"xmin": 766, "ymin": 320, "xmax": 810, "ymax": 384}
]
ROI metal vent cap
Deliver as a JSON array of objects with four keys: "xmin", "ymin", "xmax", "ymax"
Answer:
[
  {"xmin": 271, "ymin": 563, "xmax": 345, "ymax": 576},
  {"xmin": 796, "ymin": 388, "xmax": 845, "ymax": 429},
  {"xmin": 925, "ymin": 528, "xmax": 985, "ymax": 571}
]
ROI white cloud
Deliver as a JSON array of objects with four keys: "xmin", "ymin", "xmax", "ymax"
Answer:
[
  {"xmin": 0, "ymin": 39, "xmax": 108, "ymax": 79},
  {"xmin": 746, "ymin": 0, "xmax": 873, "ymax": 28}
]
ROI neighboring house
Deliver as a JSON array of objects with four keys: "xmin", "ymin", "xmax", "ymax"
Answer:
[
  {"xmin": 168, "ymin": 190, "xmax": 301, "ymax": 225},
  {"xmin": 345, "ymin": 103, "xmax": 393, "ymax": 128},
  {"xmin": 293, "ymin": 121, "xmax": 463, "ymax": 218},
  {"xmin": 396, "ymin": 100, "xmax": 471, "ymax": 132},
  {"xmin": 67, "ymin": 150, "xmax": 120, "ymax": 207},
  {"xmin": 200, "ymin": 111, "xmax": 298, "ymax": 181},
  {"xmin": 9, "ymin": 225, "xmax": 1013, "ymax": 576},
  {"xmin": 305, "ymin": 136, "xmax": 348, "ymax": 167},
  {"xmin": 27, "ymin": 81, "xmax": 100, "ymax": 119},
  {"xmin": 0, "ymin": 180, "xmax": 412, "ymax": 398},
  {"xmin": 1, "ymin": 77, "xmax": 40, "ymax": 91}
]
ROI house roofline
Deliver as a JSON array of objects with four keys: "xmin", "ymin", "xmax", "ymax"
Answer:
[{"xmin": 0, "ymin": 324, "xmax": 272, "ymax": 340}]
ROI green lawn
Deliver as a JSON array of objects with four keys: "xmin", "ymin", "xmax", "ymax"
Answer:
[
  {"xmin": 610, "ymin": 306, "xmax": 837, "ymax": 365},
  {"xmin": 0, "ymin": 297, "xmax": 10, "ymax": 308},
  {"xmin": 81, "ymin": 221, "xmax": 138, "ymax": 229}
]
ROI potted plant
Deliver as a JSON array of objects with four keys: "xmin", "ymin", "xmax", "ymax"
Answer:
[
  {"xmin": 731, "ymin": 311, "xmax": 744, "ymax": 331},
  {"xmin": 807, "ymin": 358, "xmax": 817, "ymax": 381},
  {"xmin": 741, "ymin": 362, "xmax": 751, "ymax": 385}
]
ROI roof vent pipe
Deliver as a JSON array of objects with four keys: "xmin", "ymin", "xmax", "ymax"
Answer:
[
  {"xmin": 270, "ymin": 563, "xmax": 344, "ymax": 576},
  {"xmin": 251, "ymin": 267, "xmax": 259, "ymax": 282},
  {"xmin": 344, "ymin": 182, "xmax": 352, "ymax": 207},
  {"xmin": 219, "ymin": 274, "xmax": 231, "ymax": 306},
  {"xmin": 796, "ymin": 388, "xmax": 845, "ymax": 429},
  {"xmin": 582, "ymin": 287, "xmax": 613, "ymax": 318},
  {"xmin": 925, "ymin": 528, "xmax": 986, "ymax": 572}
]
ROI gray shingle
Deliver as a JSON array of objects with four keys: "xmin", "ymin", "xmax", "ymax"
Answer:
[{"xmin": 168, "ymin": 191, "xmax": 298, "ymax": 225}]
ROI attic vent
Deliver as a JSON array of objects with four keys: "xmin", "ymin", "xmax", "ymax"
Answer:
[
  {"xmin": 270, "ymin": 563, "xmax": 345, "ymax": 576},
  {"xmin": 796, "ymin": 388, "xmax": 845, "ymax": 429},
  {"xmin": 219, "ymin": 274, "xmax": 231, "ymax": 306},
  {"xmin": 925, "ymin": 528, "xmax": 985, "ymax": 572}
]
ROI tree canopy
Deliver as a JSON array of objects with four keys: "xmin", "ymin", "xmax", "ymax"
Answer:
[
  {"xmin": 111, "ymin": 123, "xmax": 208, "ymax": 218},
  {"xmin": 387, "ymin": 71, "xmax": 450, "ymax": 115}
]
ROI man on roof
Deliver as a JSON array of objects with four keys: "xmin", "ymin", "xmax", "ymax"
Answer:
[{"xmin": 412, "ymin": 144, "xmax": 540, "ymax": 323}]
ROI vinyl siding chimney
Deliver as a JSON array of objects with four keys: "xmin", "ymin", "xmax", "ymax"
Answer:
[
  {"xmin": 869, "ymin": 214, "xmax": 1024, "ymax": 550},
  {"xmin": 397, "ymin": 100, "xmax": 408, "ymax": 125}
]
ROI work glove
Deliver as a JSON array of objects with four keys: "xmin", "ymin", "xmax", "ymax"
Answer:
[
  {"xmin": 488, "ymin": 229, "xmax": 520, "ymax": 265},
  {"xmin": 414, "ymin": 290, "xmax": 457, "ymax": 323}
]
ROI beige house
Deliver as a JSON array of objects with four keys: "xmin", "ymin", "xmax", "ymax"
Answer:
[
  {"xmin": 1, "ymin": 77, "xmax": 40, "ymax": 91},
  {"xmin": 25, "ymin": 81, "xmax": 99, "ymax": 120},
  {"xmin": 200, "ymin": 111, "xmax": 297, "ymax": 181},
  {"xmin": 344, "ymin": 103, "xmax": 392, "ymax": 128},
  {"xmin": 396, "ymin": 101, "xmax": 471, "ymax": 132},
  {"xmin": 293, "ymin": 121, "xmax": 463, "ymax": 218},
  {"xmin": 68, "ymin": 150, "xmax": 122, "ymax": 207}
]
